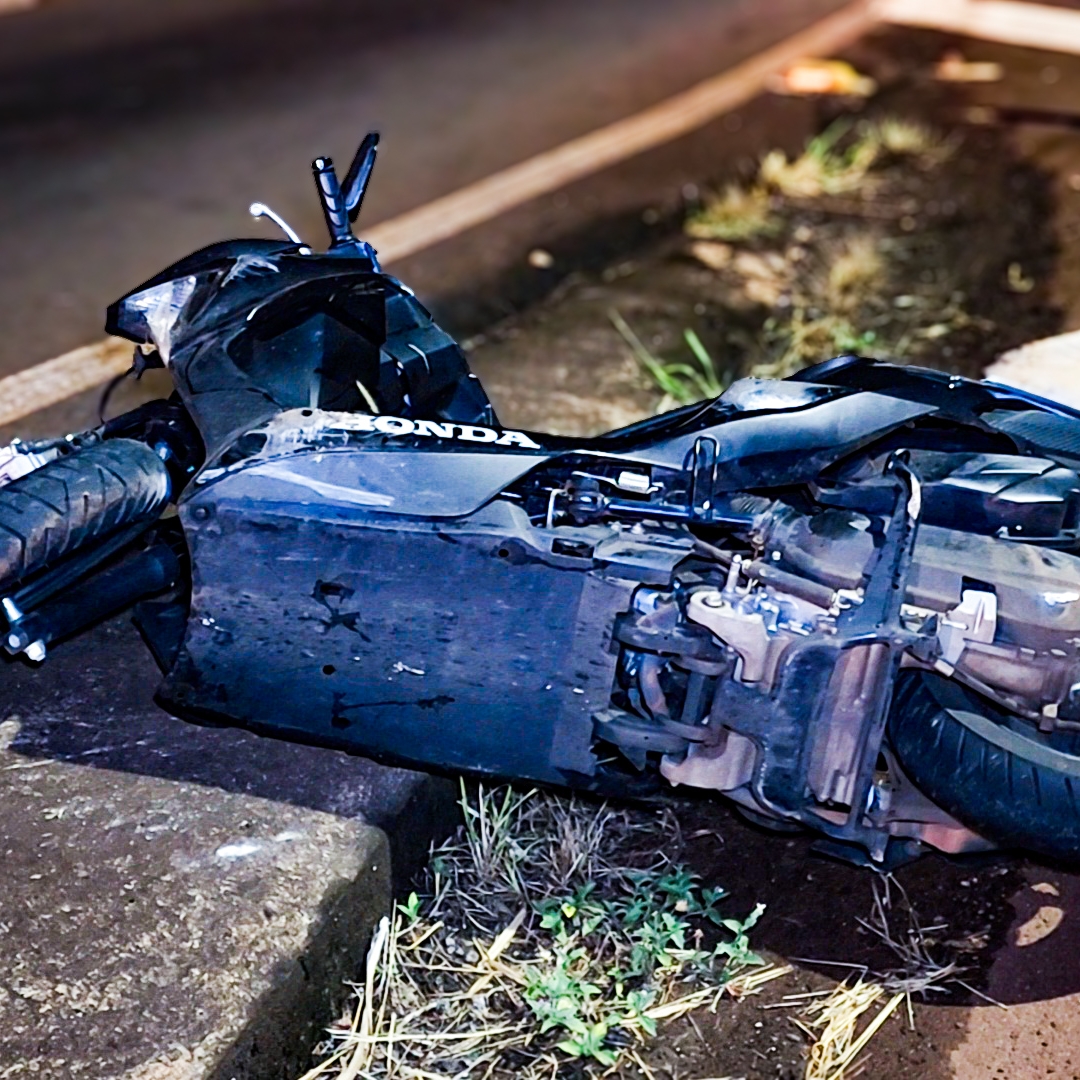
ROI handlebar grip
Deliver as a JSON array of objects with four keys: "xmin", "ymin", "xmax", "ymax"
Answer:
[{"xmin": 312, "ymin": 157, "xmax": 353, "ymax": 247}]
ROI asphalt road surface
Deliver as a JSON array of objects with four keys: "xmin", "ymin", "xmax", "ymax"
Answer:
[
  {"xmin": 7, "ymin": 10, "xmax": 1080, "ymax": 1079},
  {"xmin": 0, "ymin": 0, "xmax": 846, "ymax": 383}
]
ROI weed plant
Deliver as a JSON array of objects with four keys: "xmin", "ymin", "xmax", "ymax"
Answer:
[
  {"xmin": 301, "ymin": 785, "xmax": 768, "ymax": 1080},
  {"xmin": 757, "ymin": 117, "xmax": 951, "ymax": 201},
  {"xmin": 667, "ymin": 116, "xmax": 976, "ymax": 388},
  {"xmin": 685, "ymin": 183, "xmax": 779, "ymax": 243},
  {"xmin": 610, "ymin": 310, "xmax": 730, "ymax": 409}
]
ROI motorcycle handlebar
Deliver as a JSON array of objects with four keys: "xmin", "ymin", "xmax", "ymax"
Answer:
[
  {"xmin": 312, "ymin": 133, "xmax": 380, "ymax": 249},
  {"xmin": 312, "ymin": 156, "xmax": 353, "ymax": 248}
]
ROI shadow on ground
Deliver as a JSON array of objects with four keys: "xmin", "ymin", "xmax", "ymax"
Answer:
[{"xmin": 0, "ymin": 615, "xmax": 455, "ymax": 890}]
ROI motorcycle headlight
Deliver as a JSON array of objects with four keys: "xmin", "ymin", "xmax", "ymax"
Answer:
[{"xmin": 113, "ymin": 275, "xmax": 197, "ymax": 365}]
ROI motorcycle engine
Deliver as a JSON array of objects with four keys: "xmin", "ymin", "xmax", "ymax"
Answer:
[{"xmin": 599, "ymin": 450, "xmax": 1080, "ymax": 816}]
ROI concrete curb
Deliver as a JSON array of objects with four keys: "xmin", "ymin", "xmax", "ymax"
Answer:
[
  {"xmin": 985, "ymin": 331, "xmax": 1080, "ymax": 411},
  {"xmin": 0, "ymin": 616, "xmax": 457, "ymax": 1079}
]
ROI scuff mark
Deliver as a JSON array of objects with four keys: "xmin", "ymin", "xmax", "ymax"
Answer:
[
  {"xmin": 418, "ymin": 695, "xmax": 454, "ymax": 710},
  {"xmin": 330, "ymin": 692, "xmax": 454, "ymax": 727},
  {"xmin": 310, "ymin": 580, "xmax": 371, "ymax": 641}
]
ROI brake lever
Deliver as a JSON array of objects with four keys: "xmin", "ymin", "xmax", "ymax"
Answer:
[{"xmin": 249, "ymin": 202, "xmax": 309, "ymax": 252}]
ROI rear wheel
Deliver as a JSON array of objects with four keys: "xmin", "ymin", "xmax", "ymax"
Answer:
[
  {"xmin": 888, "ymin": 671, "xmax": 1080, "ymax": 863},
  {"xmin": 0, "ymin": 439, "xmax": 171, "ymax": 593}
]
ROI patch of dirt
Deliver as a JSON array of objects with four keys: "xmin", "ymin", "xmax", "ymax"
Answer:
[
  {"xmin": 469, "ymin": 29, "xmax": 1061, "ymax": 438},
  {"xmin": 647, "ymin": 797, "xmax": 1025, "ymax": 1080}
]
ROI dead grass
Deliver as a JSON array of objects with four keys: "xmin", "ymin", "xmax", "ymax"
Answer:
[
  {"xmin": 299, "ymin": 785, "xmax": 774, "ymax": 1080},
  {"xmin": 758, "ymin": 121, "xmax": 879, "ymax": 200},
  {"xmin": 824, "ymin": 235, "xmax": 885, "ymax": 312},
  {"xmin": 686, "ymin": 184, "xmax": 779, "ymax": 243},
  {"xmin": 800, "ymin": 980, "xmax": 905, "ymax": 1080},
  {"xmin": 870, "ymin": 117, "xmax": 955, "ymax": 165},
  {"xmin": 296, "ymin": 780, "xmax": 995, "ymax": 1080},
  {"xmin": 788, "ymin": 875, "xmax": 992, "ymax": 1080},
  {"xmin": 665, "ymin": 115, "xmax": 981, "ymax": 389},
  {"xmin": 757, "ymin": 118, "xmax": 954, "ymax": 201}
]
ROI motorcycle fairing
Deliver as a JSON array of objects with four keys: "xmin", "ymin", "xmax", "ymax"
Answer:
[
  {"xmin": 157, "ymin": 402, "xmax": 931, "ymax": 817},
  {"xmin": 107, "ymin": 242, "xmax": 495, "ymax": 458},
  {"xmin": 157, "ymin": 373, "xmax": 933, "ymax": 789},
  {"xmin": 159, "ymin": 493, "xmax": 692, "ymax": 785},
  {"xmin": 796, "ymin": 355, "xmax": 1080, "ymax": 464},
  {"xmin": 190, "ymin": 408, "xmax": 550, "ymax": 519},
  {"xmin": 618, "ymin": 389, "xmax": 935, "ymax": 488},
  {"xmin": 533, "ymin": 379, "xmax": 936, "ymax": 478},
  {"xmin": 183, "ymin": 385, "xmax": 938, "ymax": 528}
]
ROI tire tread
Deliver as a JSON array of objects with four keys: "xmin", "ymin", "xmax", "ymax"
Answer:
[
  {"xmin": 890, "ymin": 672, "xmax": 1080, "ymax": 862},
  {"xmin": 0, "ymin": 439, "xmax": 170, "ymax": 592}
]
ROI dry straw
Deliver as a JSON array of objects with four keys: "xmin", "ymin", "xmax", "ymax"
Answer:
[
  {"xmin": 298, "ymin": 785, "xmax": 775, "ymax": 1080},
  {"xmin": 794, "ymin": 874, "xmax": 987, "ymax": 1080}
]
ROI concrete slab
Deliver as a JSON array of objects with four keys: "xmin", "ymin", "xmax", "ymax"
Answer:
[
  {"xmin": 0, "ymin": 616, "xmax": 455, "ymax": 1079},
  {"xmin": 984, "ymin": 330, "xmax": 1080, "ymax": 410}
]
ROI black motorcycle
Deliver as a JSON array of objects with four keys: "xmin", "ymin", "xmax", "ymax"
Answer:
[{"xmin": 4, "ymin": 134, "xmax": 1080, "ymax": 869}]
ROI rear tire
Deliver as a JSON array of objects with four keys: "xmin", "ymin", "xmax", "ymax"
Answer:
[
  {"xmin": 888, "ymin": 671, "xmax": 1080, "ymax": 863},
  {"xmin": 0, "ymin": 439, "xmax": 171, "ymax": 593}
]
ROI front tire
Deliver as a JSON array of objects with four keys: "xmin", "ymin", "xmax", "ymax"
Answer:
[
  {"xmin": 888, "ymin": 671, "xmax": 1080, "ymax": 863},
  {"xmin": 0, "ymin": 439, "xmax": 171, "ymax": 593}
]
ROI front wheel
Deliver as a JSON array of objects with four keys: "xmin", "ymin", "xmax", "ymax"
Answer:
[
  {"xmin": 888, "ymin": 671, "xmax": 1080, "ymax": 863},
  {"xmin": 0, "ymin": 439, "xmax": 171, "ymax": 594}
]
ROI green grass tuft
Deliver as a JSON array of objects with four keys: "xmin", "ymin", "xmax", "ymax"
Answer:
[{"xmin": 610, "ymin": 310, "xmax": 731, "ymax": 409}]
